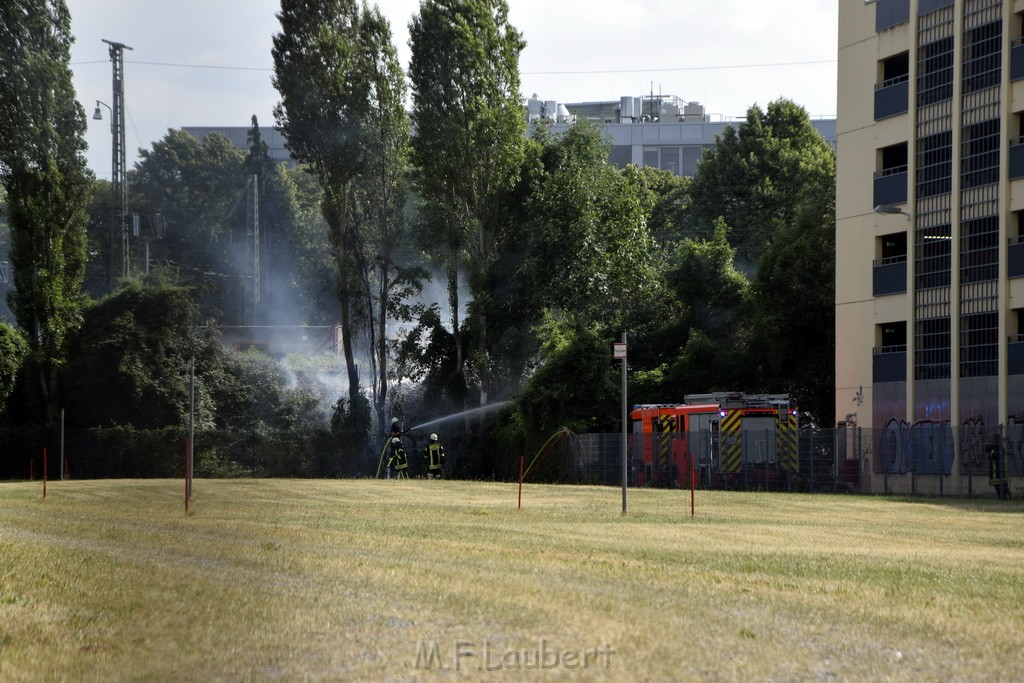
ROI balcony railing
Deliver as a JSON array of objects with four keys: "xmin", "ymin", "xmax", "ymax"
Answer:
[
  {"xmin": 1013, "ymin": 37, "xmax": 1024, "ymax": 82},
  {"xmin": 1010, "ymin": 236, "xmax": 1024, "ymax": 279},
  {"xmin": 874, "ymin": 165, "xmax": 908, "ymax": 207},
  {"xmin": 1011, "ymin": 138, "xmax": 1024, "ymax": 180},
  {"xmin": 873, "ymin": 345, "xmax": 907, "ymax": 383},
  {"xmin": 874, "ymin": 76, "xmax": 909, "ymax": 120},
  {"xmin": 873, "ymin": 257, "xmax": 907, "ymax": 296},
  {"xmin": 1010, "ymin": 336, "xmax": 1024, "ymax": 375},
  {"xmin": 876, "ymin": 0, "xmax": 909, "ymax": 32}
]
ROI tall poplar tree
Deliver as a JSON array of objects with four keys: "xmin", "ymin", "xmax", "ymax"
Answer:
[
  {"xmin": 273, "ymin": 0, "xmax": 410, "ymax": 433},
  {"xmin": 409, "ymin": 0, "xmax": 526, "ymax": 405},
  {"xmin": 0, "ymin": 0, "xmax": 92, "ymax": 424}
]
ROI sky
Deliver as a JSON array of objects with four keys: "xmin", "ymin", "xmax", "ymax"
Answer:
[{"xmin": 65, "ymin": 0, "xmax": 838, "ymax": 180}]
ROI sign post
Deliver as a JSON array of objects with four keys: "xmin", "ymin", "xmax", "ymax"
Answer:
[{"xmin": 614, "ymin": 335, "xmax": 628, "ymax": 515}]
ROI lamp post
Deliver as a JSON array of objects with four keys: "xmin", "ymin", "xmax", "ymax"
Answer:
[{"xmin": 874, "ymin": 204, "xmax": 911, "ymax": 218}]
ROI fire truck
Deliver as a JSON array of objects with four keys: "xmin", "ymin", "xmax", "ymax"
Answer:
[{"xmin": 630, "ymin": 393, "xmax": 798, "ymax": 488}]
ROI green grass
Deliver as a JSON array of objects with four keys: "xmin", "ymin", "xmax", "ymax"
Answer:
[{"xmin": 0, "ymin": 479, "xmax": 1022, "ymax": 681}]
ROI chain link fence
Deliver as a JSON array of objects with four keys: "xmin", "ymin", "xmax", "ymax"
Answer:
[{"xmin": 2, "ymin": 424, "xmax": 1020, "ymax": 498}]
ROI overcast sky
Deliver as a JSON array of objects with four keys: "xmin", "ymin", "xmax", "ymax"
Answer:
[{"xmin": 65, "ymin": 0, "xmax": 838, "ymax": 180}]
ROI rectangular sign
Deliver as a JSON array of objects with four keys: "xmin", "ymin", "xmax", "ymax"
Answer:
[{"xmin": 613, "ymin": 342, "xmax": 627, "ymax": 359}]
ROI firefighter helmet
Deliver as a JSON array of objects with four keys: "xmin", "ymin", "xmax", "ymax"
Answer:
[
  {"xmin": 391, "ymin": 436, "xmax": 400, "ymax": 445},
  {"xmin": 430, "ymin": 433, "xmax": 438, "ymax": 442}
]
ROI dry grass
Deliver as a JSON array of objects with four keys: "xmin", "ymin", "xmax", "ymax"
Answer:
[{"xmin": 0, "ymin": 479, "xmax": 1022, "ymax": 681}]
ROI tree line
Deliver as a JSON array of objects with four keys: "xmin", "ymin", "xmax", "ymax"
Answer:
[{"xmin": 0, "ymin": 0, "xmax": 835, "ymax": 479}]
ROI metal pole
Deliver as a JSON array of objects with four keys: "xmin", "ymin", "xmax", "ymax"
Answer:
[
  {"xmin": 188, "ymin": 357, "xmax": 195, "ymax": 499},
  {"xmin": 60, "ymin": 408, "xmax": 65, "ymax": 481},
  {"xmin": 621, "ymin": 332, "xmax": 628, "ymax": 515}
]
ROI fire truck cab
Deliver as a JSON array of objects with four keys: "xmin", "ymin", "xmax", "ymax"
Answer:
[{"xmin": 629, "ymin": 403, "xmax": 720, "ymax": 487}]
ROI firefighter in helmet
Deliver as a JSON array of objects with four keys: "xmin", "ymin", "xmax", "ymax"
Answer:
[
  {"xmin": 987, "ymin": 432, "xmax": 1011, "ymax": 500},
  {"xmin": 423, "ymin": 433, "xmax": 446, "ymax": 479},
  {"xmin": 387, "ymin": 435, "xmax": 409, "ymax": 480}
]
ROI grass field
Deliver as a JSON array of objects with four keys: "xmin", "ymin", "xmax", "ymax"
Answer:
[{"xmin": 0, "ymin": 479, "xmax": 1022, "ymax": 682}]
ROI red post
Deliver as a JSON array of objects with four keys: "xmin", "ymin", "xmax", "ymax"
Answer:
[
  {"xmin": 690, "ymin": 453, "xmax": 695, "ymax": 518},
  {"xmin": 43, "ymin": 448, "xmax": 47, "ymax": 499},
  {"xmin": 518, "ymin": 456, "xmax": 524, "ymax": 510}
]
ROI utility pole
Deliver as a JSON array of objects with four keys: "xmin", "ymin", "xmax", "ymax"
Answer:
[{"xmin": 102, "ymin": 39, "xmax": 133, "ymax": 280}]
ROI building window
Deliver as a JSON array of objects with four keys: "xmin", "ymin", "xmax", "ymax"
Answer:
[
  {"xmin": 917, "ymin": 36, "xmax": 954, "ymax": 107},
  {"xmin": 962, "ymin": 20, "xmax": 1002, "ymax": 94},
  {"xmin": 961, "ymin": 119, "xmax": 999, "ymax": 189},
  {"xmin": 659, "ymin": 146, "xmax": 680, "ymax": 175},
  {"xmin": 642, "ymin": 147, "xmax": 658, "ymax": 169},
  {"xmin": 915, "ymin": 224, "xmax": 951, "ymax": 289},
  {"xmin": 681, "ymin": 146, "xmax": 702, "ymax": 176},
  {"xmin": 915, "ymin": 316, "xmax": 951, "ymax": 380},
  {"xmin": 960, "ymin": 311, "xmax": 998, "ymax": 378},
  {"xmin": 960, "ymin": 215, "xmax": 999, "ymax": 284},
  {"xmin": 875, "ymin": 52, "xmax": 910, "ymax": 120},
  {"xmin": 916, "ymin": 131, "xmax": 951, "ymax": 198}
]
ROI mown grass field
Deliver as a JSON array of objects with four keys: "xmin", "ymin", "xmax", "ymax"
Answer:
[{"xmin": 0, "ymin": 479, "xmax": 1022, "ymax": 682}]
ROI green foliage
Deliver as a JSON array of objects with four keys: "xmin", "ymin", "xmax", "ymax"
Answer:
[
  {"xmin": 503, "ymin": 120, "xmax": 662, "ymax": 332},
  {"xmin": 0, "ymin": 0, "xmax": 93, "ymax": 424},
  {"xmin": 749, "ymin": 194, "xmax": 836, "ymax": 422},
  {"xmin": 685, "ymin": 98, "xmax": 835, "ymax": 267},
  {"xmin": 666, "ymin": 218, "xmax": 749, "ymax": 334},
  {"xmin": 0, "ymin": 321, "xmax": 27, "ymax": 408},
  {"xmin": 409, "ymin": 0, "xmax": 527, "ymax": 398},
  {"xmin": 64, "ymin": 275, "xmax": 212, "ymax": 429},
  {"xmin": 507, "ymin": 314, "xmax": 619, "ymax": 471},
  {"xmin": 274, "ymin": 0, "xmax": 413, "ymax": 410},
  {"xmin": 330, "ymin": 391, "xmax": 372, "ymax": 475},
  {"xmin": 632, "ymin": 166, "xmax": 690, "ymax": 245}
]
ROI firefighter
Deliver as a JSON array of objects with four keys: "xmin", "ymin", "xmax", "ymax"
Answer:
[
  {"xmin": 387, "ymin": 436, "xmax": 409, "ymax": 480},
  {"xmin": 987, "ymin": 433, "xmax": 1011, "ymax": 500},
  {"xmin": 423, "ymin": 433, "xmax": 446, "ymax": 479}
]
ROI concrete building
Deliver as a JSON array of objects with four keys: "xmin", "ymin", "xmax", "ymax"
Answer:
[
  {"xmin": 532, "ymin": 94, "xmax": 836, "ymax": 177},
  {"xmin": 186, "ymin": 97, "xmax": 836, "ymax": 180},
  {"xmin": 837, "ymin": 0, "xmax": 1022, "ymax": 495},
  {"xmin": 183, "ymin": 126, "xmax": 296, "ymax": 169}
]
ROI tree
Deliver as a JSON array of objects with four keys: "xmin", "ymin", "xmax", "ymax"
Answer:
[
  {"xmin": 0, "ymin": 0, "xmax": 93, "ymax": 425},
  {"xmin": 0, "ymin": 321, "xmax": 27, "ymax": 409},
  {"xmin": 685, "ymin": 99, "xmax": 835, "ymax": 267},
  {"xmin": 130, "ymin": 129, "xmax": 246, "ymax": 301},
  {"xmin": 409, "ymin": 0, "xmax": 526, "ymax": 405},
  {"xmin": 64, "ymin": 275, "xmax": 213, "ymax": 429},
  {"xmin": 273, "ymin": 0, "xmax": 407, "ymax": 417},
  {"xmin": 345, "ymin": 6, "xmax": 413, "ymax": 431},
  {"xmin": 749, "ymin": 194, "xmax": 835, "ymax": 423}
]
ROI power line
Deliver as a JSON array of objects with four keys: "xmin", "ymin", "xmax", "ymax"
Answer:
[{"xmin": 524, "ymin": 59, "xmax": 837, "ymax": 76}]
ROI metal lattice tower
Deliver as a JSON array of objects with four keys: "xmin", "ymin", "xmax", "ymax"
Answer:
[{"xmin": 102, "ymin": 39, "xmax": 132, "ymax": 279}]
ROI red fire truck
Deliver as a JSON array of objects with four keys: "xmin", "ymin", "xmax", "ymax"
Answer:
[{"xmin": 630, "ymin": 393, "xmax": 798, "ymax": 488}]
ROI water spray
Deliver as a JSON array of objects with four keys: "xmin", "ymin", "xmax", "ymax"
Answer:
[{"xmin": 405, "ymin": 401, "xmax": 509, "ymax": 433}]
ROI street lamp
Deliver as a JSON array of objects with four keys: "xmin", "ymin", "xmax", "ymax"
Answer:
[
  {"xmin": 92, "ymin": 100, "xmax": 112, "ymax": 131},
  {"xmin": 874, "ymin": 204, "xmax": 911, "ymax": 218}
]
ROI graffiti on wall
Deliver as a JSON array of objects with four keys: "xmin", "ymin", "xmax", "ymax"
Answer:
[
  {"xmin": 879, "ymin": 417, "xmax": 954, "ymax": 474},
  {"xmin": 958, "ymin": 415, "xmax": 988, "ymax": 473},
  {"xmin": 881, "ymin": 414, "xmax": 1024, "ymax": 476}
]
